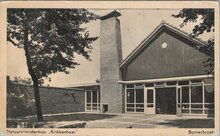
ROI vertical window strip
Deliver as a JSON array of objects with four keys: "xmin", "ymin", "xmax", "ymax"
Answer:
[
  {"xmin": 189, "ymin": 81, "xmax": 191, "ymax": 114},
  {"xmin": 125, "ymin": 85, "xmax": 127, "ymax": 112},
  {"xmin": 134, "ymin": 89, "xmax": 136, "ymax": 112},
  {"xmin": 202, "ymin": 81, "xmax": 205, "ymax": 114}
]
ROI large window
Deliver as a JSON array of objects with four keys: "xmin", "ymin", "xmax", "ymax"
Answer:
[
  {"xmin": 191, "ymin": 85, "xmax": 203, "ymax": 114},
  {"xmin": 125, "ymin": 79, "xmax": 214, "ymax": 115},
  {"xmin": 126, "ymin": 84, "xmax": 144, "ymax": 112},
  {"xmin": 178, "ymin": 80, "xmax": 214, "ymax": 115},
  {"xmin": 86, "ymin": 90, "xmax": 100, "ymax": 111}
]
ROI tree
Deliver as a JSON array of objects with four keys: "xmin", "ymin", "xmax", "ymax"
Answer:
[
  {"xmin": 7, "ymin": 9, "xmax": 98, "ymax": 121},
  {"xmin": 13, "ymin": 77, "xmax": 32, "ymax": 85},
  {"xmin": 172, "ymin": 9, "xmax": 214, "ymax": 75}
]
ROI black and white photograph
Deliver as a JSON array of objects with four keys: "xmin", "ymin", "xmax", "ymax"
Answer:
[{"xmin": 0, "ymin": 1, "xmax": 219, "ymax": 136}]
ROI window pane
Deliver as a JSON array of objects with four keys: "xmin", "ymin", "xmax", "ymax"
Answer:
[
  {"xmin": 136, "ymin": 104, "xmax": 144, "ymax": 108},
  {"xmin": 127, "ymin": 89, "xmax": 134, "ymax": 103},
  {"xmin": 145, "ymin": 83, "xmax": 154, "ymax": 87},
  {"xmin": 92, "ymin": 91, "xmax": 97, "ymax": 103},
  {"xmin": 155, "ymin": 82, "xmax": 164, "ymax": 87},
  {"xmin": 178, "ymin": 88, "xmax": 181, "ymax": 103},
  {"xmin": 87, "ymin": 104, "xmax": 91, "ymax": 110},
  {"xmin": 182, "ymin": 104, "xmax": 189, "ymax": 109},
  {"xmin": 127, "ymin": 108, "xmax": 134, "ymax": 112},
  {"xmin": 136, "ymin": 109, "xmax": 144, "ymax": 112},
  {"xmin": 205, "ymin": 104, "xmax": 214, "ymax": 109},
  {"xmin": 98, "ymin": 91, "xmax": 100, "ymax": 102},
  {"xmin": 203, "ymin": 79, "xmax": 213, "ymax": 84},
  {"xmin": 191, "ymin": 86, "xmax": 202, "ymax": 103},
  {"xmin": 147, "ymin": 89, "xmax": 153, "ymax": 103},
  {"xmin": 127, "ymin": 104, "xmax": 134, "ymax": 108},
  {"xmin": 136, "ymin": 89, "xmax": 144, "ymax": 103},
  {"xmin": 147, "ymin": 104, "xmax": 154, "ymax": 107},
  {"xmin": 86, "ymin": 91, "xmax": 91, "ymax": 103},
  {"xmin": 92, "ymin": 104, "xmax": 97, "ymax": 110},
  {"xmin": 205, "ymin": 85, "xmax": 214, "ymax": 103},
  {"xmin": 182, "ymin": 110, "xmax": 189, "ymax": 114},
  {"xmin": 182, "ymin": 87, "xmax": 189, "ymax": 103},
  {"xmin": 191, "ymin": 110, "xmax": 203, "ymax": 114},
  {"xmin": 191, "ymin": 104, "xmax": 203, "ymax": 108},
  {"xmin": 166, "ymin": 81, "xmax": 177, "ymax": 86},
  {"xmin": 178, "ymin": 81, "xmax": 189, "ymax": 85},
  {"xmin": 205, "ymin": 110, "xmax": 214, "ymax": 114},
  {"xmin": 127, "ymin": 84, "xmax": 134, "ymax": 88},
  {"xmin": 191, "ymin": 79, "xmax": 202, "ymax": 84},
  {"xmin": 135, "ymin": 84, "xmax": 144, "ymax": 88}
]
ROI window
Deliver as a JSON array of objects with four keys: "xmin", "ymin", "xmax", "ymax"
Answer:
[
  {"xmin": 145, "ymin": 83, "xmax": 154, "ymax": 87},
  {"xmin": 147, "ymin": 90, "xmax": 153, "ymax": 103},
  {"xmin": 155, "ymin": 82, "xmax": 164, "ymax": 87},
  {"xmin": 127, "ymin": 89, "xmax": 134, "ymax": 103},
  {"xmin": 182, "ymin": 87, "xmax": 189, "ymax": 103},
  {"xmin": 205, "ymin": 85, "xmax": 214, "ymax": 103},
  {"xmin": 178, "ymin": 79, "xmax": 214, "ymax": 116},
  {"xmin": 161, "ymin": 42, "xmax": 168, "ymax": 48},
  {"xmin": 178, "ymin": 81, "xmax": 189, "ymax": 86},
  {"xmin": 86, "ymin": 90, "xmax": 100, "ymax": 111},
  {"xmin": 92, "ymin": 91, "xmax": 97, "ymax": 103},
  {"xmin": 136, "ymin": 89, "xmax": 144, "ymax": 103},
  {"xmin": 126, "ymin": 85, "xmax": 144, "ymax": 112},
  {"xmin": 127, "ymin": 84, "xmax": 134, "ymax": 88},
  {"xmin": 86, "ymin": 91, "xmax": 91, "ymax": 103},
  {"xmin": 166, "ymin": 81, "xmax": 177, "ymax": 86},
  {"xmin": 191, "ymin": 86, "xmax": 202, "ymax": 103}
]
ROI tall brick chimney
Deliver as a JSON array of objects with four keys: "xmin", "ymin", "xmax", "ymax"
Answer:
[{"xmin": 100, "ymin": 10, "xmax": 124, "ymax": 113}]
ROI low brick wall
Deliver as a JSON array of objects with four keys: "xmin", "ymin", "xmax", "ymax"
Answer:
[{"xmin": 7, "ymin": 83, "xmax": 85, "ymax": 118}]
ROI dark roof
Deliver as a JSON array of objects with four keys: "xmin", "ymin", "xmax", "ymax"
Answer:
[{"xmin": 120, "ymin": 22, "xmax": 207, "ymax": 68}]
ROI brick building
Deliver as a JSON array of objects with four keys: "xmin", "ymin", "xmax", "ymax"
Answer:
[
  {"xmin": 82, "ymin": 10, "xmax": 214, "ymax": 116},
  {"xmin": 7, "ymin": 11, "xmax": 214, "ymax": 118}
]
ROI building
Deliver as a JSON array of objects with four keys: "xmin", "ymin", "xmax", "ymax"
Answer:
[
  {"xmin": 81, "ymin": 10, "xmax": 214, "ymax": 116},
  {"xmin": 7, "ymin": 11, "xmax": 214, "ymax": 118}
]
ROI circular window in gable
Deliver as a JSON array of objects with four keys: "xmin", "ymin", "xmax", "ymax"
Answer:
[{"xmin": 161, "ymin": 42, "xmax": 168, "ymax": 48}]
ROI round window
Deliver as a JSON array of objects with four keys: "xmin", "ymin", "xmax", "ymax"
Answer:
[{"xmin": 161, "ymin": 42, "xmax": 168, "ymax": 48}]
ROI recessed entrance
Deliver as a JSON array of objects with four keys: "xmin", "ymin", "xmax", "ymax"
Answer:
[{"xmin": 156, "ymin": 87, "xmax": 176, "ymax": 114}]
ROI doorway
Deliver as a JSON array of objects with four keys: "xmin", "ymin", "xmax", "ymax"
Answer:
[
  {"xmin": 156, "ymin": 87, "xmax": 176, "ymax": 114},
  {"xmin": 144, "ymin": 87, "xmax": 155, "ymax": 114}
]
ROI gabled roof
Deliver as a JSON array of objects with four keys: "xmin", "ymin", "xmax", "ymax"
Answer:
[{"xmin": 120, "ymin": 21, "xmax": 207, "ymax": 68}]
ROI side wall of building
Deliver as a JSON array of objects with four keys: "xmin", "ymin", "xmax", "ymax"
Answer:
[{"xmin": 7, "ymin": 83, "xmax": 85, "ymax": 118}]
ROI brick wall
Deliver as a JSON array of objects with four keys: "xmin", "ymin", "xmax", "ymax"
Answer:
[
  {"xmin": 100, "ymin": 16, "xmax": 123, "ymax": 113},
  {"xmin": 7, "ymin": 82, "xmax": 85, "ymax": 118}
]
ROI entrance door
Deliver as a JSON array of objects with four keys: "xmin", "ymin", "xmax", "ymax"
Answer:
[
  {"xmin": 155, "ymin": 87, "xmax": 176, "ymax": 114},
  {"xmin": 176, "ymin": 86, "xmax": 182, "ymax": 116},
  {"xmin": 144, "ymin": 87, "xmax": 155, "ymax": 114}
]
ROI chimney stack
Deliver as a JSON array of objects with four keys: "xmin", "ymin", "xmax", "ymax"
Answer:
[{"xmin": 100, "ymin": 10, "xmax": 123, "ymax": 113}]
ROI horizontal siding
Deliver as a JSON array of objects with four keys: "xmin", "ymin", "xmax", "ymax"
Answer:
[{"xmin": 122, "ymin": 29, "xmax": 210, "ymax": 81}]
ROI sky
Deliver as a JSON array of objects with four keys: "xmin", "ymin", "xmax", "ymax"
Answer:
[{"xmin": 7, "ymin": 9, "xmax": 214, "ymax": 87}]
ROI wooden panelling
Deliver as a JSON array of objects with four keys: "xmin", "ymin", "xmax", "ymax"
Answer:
[{"xmin": 122, "ymin": 29, "xmax": 210, "ymax": 81}]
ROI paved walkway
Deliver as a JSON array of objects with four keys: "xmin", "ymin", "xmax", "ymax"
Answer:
[{"xmin": 86, "ymin": 114, "xmax": 181, "ymax": 128}]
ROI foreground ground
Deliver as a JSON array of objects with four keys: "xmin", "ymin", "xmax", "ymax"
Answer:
[{"xmin": 7, "ymin": 112, "xmax": 214, "ymax": 128}]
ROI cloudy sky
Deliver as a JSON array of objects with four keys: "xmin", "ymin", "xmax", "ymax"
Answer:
[{"xmin": 7, "ymin": 9, "xmax": 214, "ymax": 87}]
